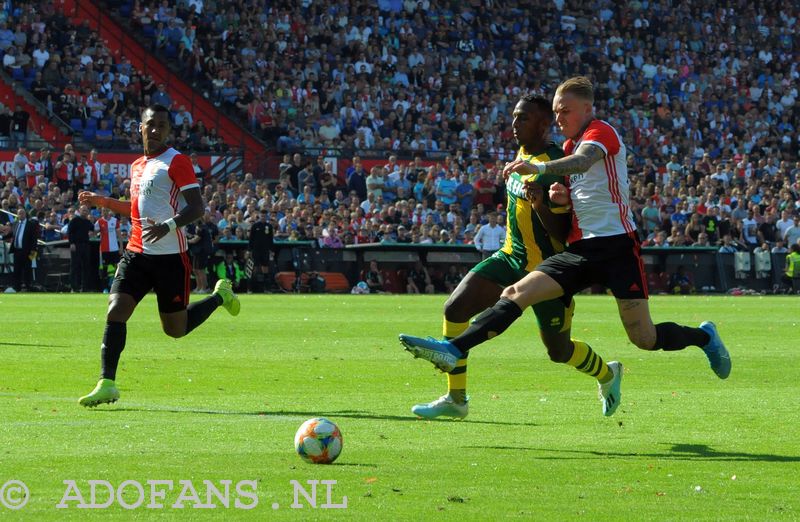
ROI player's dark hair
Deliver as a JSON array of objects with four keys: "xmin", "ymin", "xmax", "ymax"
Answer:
[
  {"xmin": 519, "ymin": 94, "xmax": 554, "ymax": 123},
  {"xmin": 141, "ymin": 104, "xmax": 171, "ymax": 122}
]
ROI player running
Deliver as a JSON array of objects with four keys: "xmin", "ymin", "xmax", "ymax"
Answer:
[
  {"xmin": 408, "ymin": 94, "xmax": 621, "ymax": 419},
  {"xmin": 400, "ymin": 78, "xmax": 730, "ymax": 402},
  {"xmin": 77, "ymin": 104, "xmax": 240, "ymax": 407}
]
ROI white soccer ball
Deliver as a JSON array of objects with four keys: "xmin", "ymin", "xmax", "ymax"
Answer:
[{"xmin": 294, "ymin": 418, "xmax": 343, "ymax": 464}]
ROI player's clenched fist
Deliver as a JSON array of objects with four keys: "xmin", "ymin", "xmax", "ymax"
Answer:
[
  {"xmin": 524, "ymin": 180, "xmax": 543, "ymax": 206},
  {"xmin": 78, "ymin": 190, "xmax": 100, "ymax": 207},
  {"xmin": 548, "ymin": 182, "xmax": 569, "ymax": 205}
]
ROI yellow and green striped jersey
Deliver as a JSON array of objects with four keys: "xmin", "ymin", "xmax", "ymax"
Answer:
[{"xmin": 500, "ymin": 143, "xmax": 570, "ymax": 271}]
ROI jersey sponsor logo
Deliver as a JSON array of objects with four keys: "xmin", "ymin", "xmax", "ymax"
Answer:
[
  {"xmin": 140, "ymin": 179, "xmax": 155, "ymax": 197},
  {"xmin": 569, "ymin": 173, "xmax": 585, "ymax": 184},
  {"xmin": 506, "ymin": 175, "xmax": 528, "ymax": 200}
]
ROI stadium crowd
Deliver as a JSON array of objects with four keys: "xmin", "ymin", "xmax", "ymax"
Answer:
[
  {"xmin": 114, "ymin": 0, "xmax": 800, "ymax": 243},
  {"xmin": 1, "ymin": 0, "xmax": 799, "ymax": 292},
  {"xmin": 0, "ymin": 1, "xmax": 228, "ymax": 151},
  {"xmin": 4, "ymin": 143, "xmax": 800, "ymax": 274},
  {"xmin": 117, "ymin": 0, "xmax": 797, "ymax": 160}
]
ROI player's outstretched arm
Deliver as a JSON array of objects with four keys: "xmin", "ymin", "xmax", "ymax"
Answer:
[
  {"xmin": 507, "ymin": 143, "xmax": 606, "ymax": 179},
  {"xmin": 535, "ymin": 143, "xmax": 605, "ymax": 177},
  {"xmin": 79, "ymin": 191, "xmax": 132, "ymax": 217}
]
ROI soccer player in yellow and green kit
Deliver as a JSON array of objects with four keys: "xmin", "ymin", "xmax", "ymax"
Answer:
[{"xmin": 408, "ymin": 94, "xmax": 622, "ymax": 419}]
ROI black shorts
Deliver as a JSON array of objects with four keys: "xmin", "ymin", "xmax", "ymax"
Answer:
[
  {"xmin": 536, "ymin": 233, "xmax": 648, "ymax": 300},
  {"xmin": 191, "ymin": 251, "xmax": 210, "ymax": 270},
  {"xmin": 101, "ymin": 251, "xmax": 121, "ymax": 266},
  {"xmin": 251, "ymin": 250, "xmax": 271, "ymax": 267},
  {"xmin": 111, "ymin": 250, "xmax": 191, "ymax": 313}
]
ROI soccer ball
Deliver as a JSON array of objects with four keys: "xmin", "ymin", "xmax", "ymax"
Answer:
[{"xmin": 294, "ymin": 418, "xmax": 343, "ymax": 464}]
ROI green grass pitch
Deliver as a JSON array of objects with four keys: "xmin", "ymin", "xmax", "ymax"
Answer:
[{"xmin": 1, "ymin": 294, "xmax": 798, "ymax": 520}]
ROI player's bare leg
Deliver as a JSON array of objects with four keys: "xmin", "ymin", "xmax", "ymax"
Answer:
[{"xmin": 617, "ymin": 298, "xmax": 730, "ymax": 378}]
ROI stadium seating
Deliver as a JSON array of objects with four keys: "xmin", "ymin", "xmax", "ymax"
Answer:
[
  {"xmin": 2, "ymin": 3, "xmax": 233, "ymax": 152},
  {"xmin": 275, "ymin": 271, "xmax": 350, "ymax": 293}
]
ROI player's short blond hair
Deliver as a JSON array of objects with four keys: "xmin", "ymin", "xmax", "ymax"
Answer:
[{"xmin": 555, "ymin": 76, "xmax": 594, "ymax": 104}]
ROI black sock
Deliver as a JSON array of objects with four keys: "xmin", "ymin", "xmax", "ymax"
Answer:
[
  {"xmin": 451, "ymin": 298, "xmax": 523, "ymax": 353},
  {"xmin": 100, "ymin": 321, "xmax": 127, "ymax": 380},
  {"xmin": 185, "ymin": 294, "xmax": 222, "ymax": 334},
  {"xmin": 654, "ymin": 322, "xmax": 710, "ymax": 351}
]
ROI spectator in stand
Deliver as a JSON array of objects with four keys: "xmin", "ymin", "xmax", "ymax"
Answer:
[
  {"xmin": 24, "ymin": 150, "xmax": 41, "ymax": 189},
  {"xmin": 718, "ymin": 234, "xmax": 739, "ymax": 253},
  {"xmin": 784, "ymin": 215, "xmax": 800, "ymax": 248},
  {"xmin": 771, "ymin": 240, "xmax": 788, "ymax": 254},
  {"xmin": 473, "ymin": 211, "xmax": 504, "ymax": 260},
  {"xmin": 692, "ymin": 233, "xmax": 711, "ymax": 248},
  {"xmin": 54, "ymin": 149, "xmax": 75, "ymax": 194},
  {"xmin": 455, "ymin": 173, "xmax": 475, "ymax": 218},
  {"xmin": 473, "ymin": 169, "xmax": 496, "ymax": 209},
  {"xmin": 443, "ymin": 265, "xmax": 464, "ymax": 294},
  {"xmin": 1, "ymin": 208, "xmax": 39, "ymax": 292},
  {"xmin": 406, "ymin": 260, "xmax": 434, "ymax": 294},
  {"xmin": 187, "ymin": 212, "xmax": 215, "ymax": 293},
  {"xmin": 67, "ymin": 204, "xmax": 94, "ymax": 292},
  {"xmin": 215, "ymin": 252, "xmax": 245, "ymax": 292},
  {"xmin": 668, "ymin": 266, "xmax": 695, "ymax": 295},
  {"xmin": 189, "ymin": 152, "xmax": 205, "ymax": 183},
  {"xmin": 435, "ymin": 169, "xmax": 458, "ymax": 207},
  {"xmin": 347, "ymin": 156, "xmax": 368, "ymax": 201},
  {"xmin": 12, "ymin": 146, "xmax": 27, "ymax": 186},
  {"xmin": 740, "ymin": 209, "xmax": 762, "ymax": 251},
  {"xmin": 11, "ymin": 105, "xmax": 29, "ymax": 148},
  {"xmin": 150, "ymin": 83, "xmax": 173, "ymax": 110},
  {"xmin": 363, "ymin": 260, "xmax": 384, "ymax": 293},
  {"xmin": 366, "ymin": 166, "xmax": 385, "ymax": 199},
  {"xmin": 0, "ymin": 106, "xmax": 11, "ymax": 149},
  {"xmin": 175, "ymin": 105, "xmax": 193, "ymax": 127}
]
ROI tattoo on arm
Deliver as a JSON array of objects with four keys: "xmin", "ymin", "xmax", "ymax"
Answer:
[
  {"xmin": 542, "ymin": 143, "xmax": 606, "ymax": 177},
  {"xmin": 620, "ymin": 300, "xmax": 642, "ymax": 311}
]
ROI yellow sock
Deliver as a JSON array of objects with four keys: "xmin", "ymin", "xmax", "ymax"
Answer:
[
  {"xmin": 443, "ymin": 318, "xmax": 469, "ymax": 339},
  {"xmin": 567, "ymin": 339, "xmax": 612, "ymax": 383},
  {"xmin": 447, "ymin": 358, "xmax": 468, "ymax": 397},
  {"xmin": 444, "ymin": 318, "xmax": 469, "ymax": 403}
]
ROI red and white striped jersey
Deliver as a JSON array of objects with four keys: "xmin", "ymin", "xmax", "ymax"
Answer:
[
  {"xmin": 95, "ymin": 216, "xmax": 120, "ymax": 253},
  {"xmin": 127, "ymin": 148, "xmax": 199, "ymax": 255},
  {"xmin": 563, "ymin": 120, "xmax": 636, "ymax": 243}
]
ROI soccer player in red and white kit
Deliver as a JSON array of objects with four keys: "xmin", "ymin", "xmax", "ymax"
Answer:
[
  {"xmin": 95, "ymin": 207, "xmax": 122, "ymax": 293},
  {"xmin": 77, "ymin": 104, "xmax": 240, "ymax": 407},
  {"xmin": 399, "ymin": 77, "xmax": 730, "ymax": 416}
]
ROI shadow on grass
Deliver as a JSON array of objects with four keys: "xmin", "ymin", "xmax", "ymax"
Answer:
[
  {"xmin": 0, "ymin": 341, "xmax": 69, "ymax": 348},
  {"xmin": 100, "ymin": 407, "xmax": 538, "ymax": 427},
  {"xmin": 464, "ymin": 443, "xmax": 800, "ymax": 463}
]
